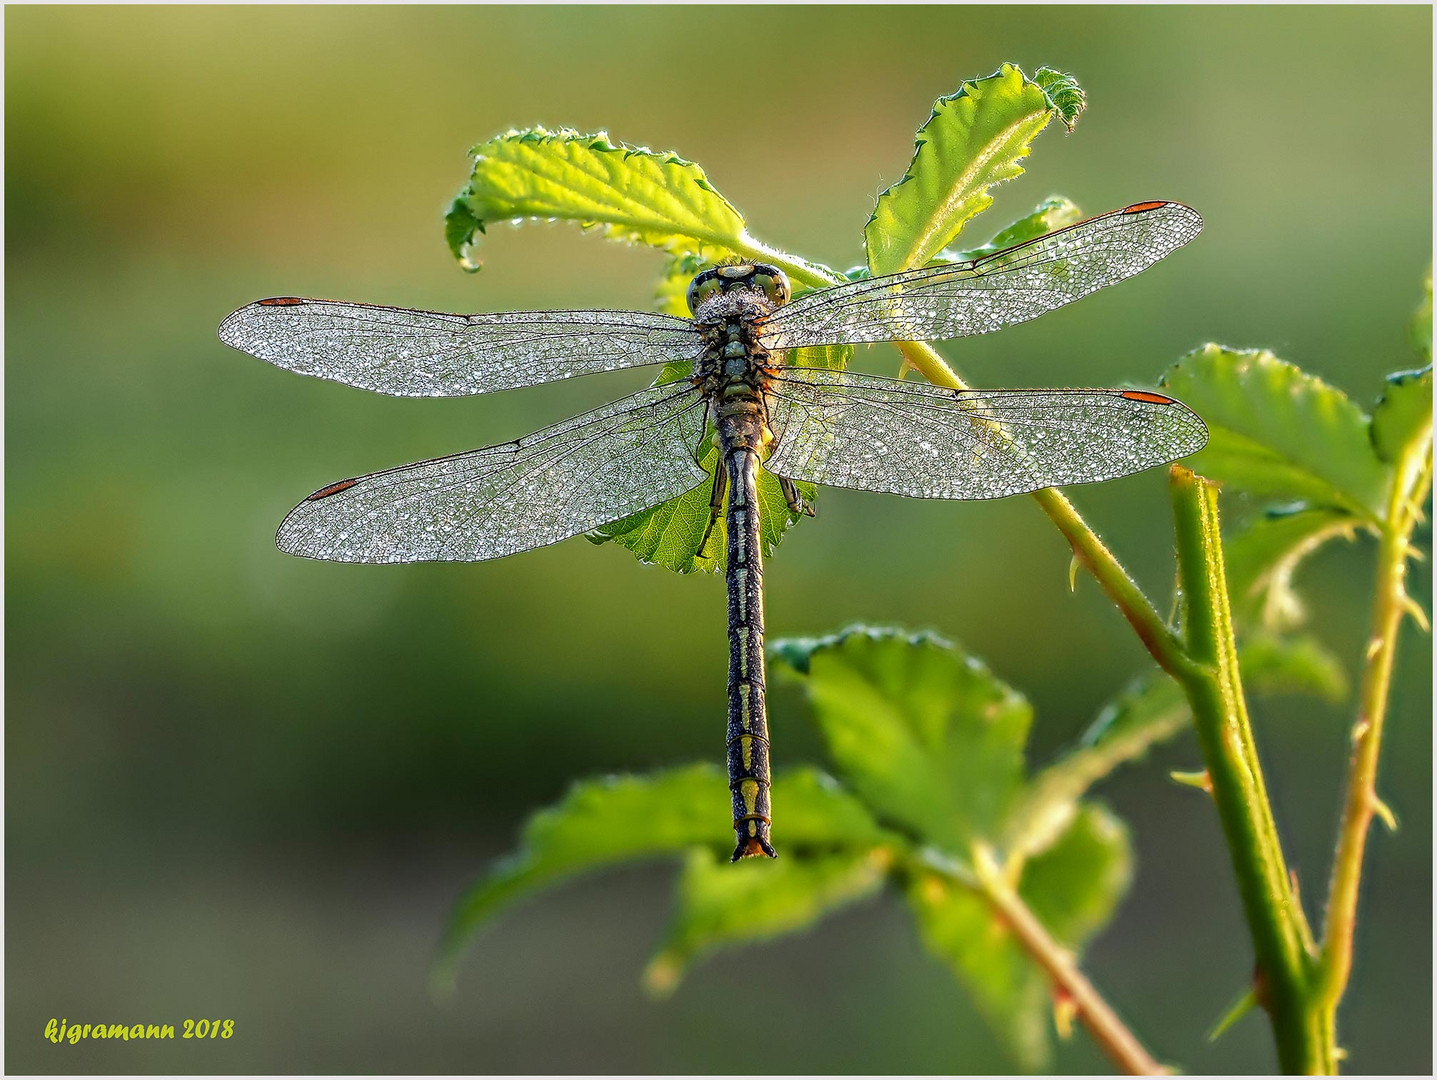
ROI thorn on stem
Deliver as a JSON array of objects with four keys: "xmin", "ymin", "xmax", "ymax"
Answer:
[
  {"xmin": 1170, "ymin": 768, "xmax": 1213, "ymax": 795},
  {"xmin": 1365, "ymin": 635, "xmax": 1383, "ymax": 660},
  {"xmin": 1372, "ymin": 793, "xmax": 1399, "ymax": 832},
  {"xmin": 1351, "ymin": 718, "xmax": 1371, "ymax": 745},
  {"xmin": 1207, "ymin": 986, "xmax": 1258, "ymax": 1042},
  {"xmin": 1400, "ymin": 592, "xmax": 1431, "ymax": 632},
  {"xmin": 1068, "ymin": 552, "xmax": 1082, "ymax": 592}
]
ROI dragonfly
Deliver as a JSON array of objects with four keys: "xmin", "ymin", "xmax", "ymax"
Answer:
[{"xmin": 219, "ymin": 200, "xmax": 1207, "ymax": 862}]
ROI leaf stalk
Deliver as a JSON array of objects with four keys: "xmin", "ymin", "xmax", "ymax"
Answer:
[{"xmin": 967, "ymin": 845, "xmax": 1170, "ymax": 1075}]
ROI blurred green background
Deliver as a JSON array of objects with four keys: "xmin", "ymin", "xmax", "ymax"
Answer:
[{"xmin": 6, "ymin": 5, "xmax": 1431, "ymax": 1073}]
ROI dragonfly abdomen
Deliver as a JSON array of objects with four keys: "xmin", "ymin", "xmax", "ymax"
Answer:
[{"xmin": 719, "ymin": 397, "xmax": 775, "ymax": 861}]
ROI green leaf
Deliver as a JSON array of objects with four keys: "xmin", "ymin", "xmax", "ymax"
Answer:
[
  {"xmin": 446, "ymin": 127, "xmax": 749, "ymax": 269},
  {"xmin": 908, "ymin": 804, "xmax": 1128, "ymax": 1070},
  {"xmin": 1410, "ymin": 266, "xmax": 1432, "ymax": 364},
  {"xmin": 644, "ymin": 845, "xmax": 891, "ymax": 997},
  {"xmin": 586, "ymin": 450, "xmax": 815, "ymax": 574},
  {"xmin": 1370, "ymin": 364, "xmax": 1433, "ymax": 465},
  {"xmin": 865, "ymin": 64, "xmax": 1080, "ymax": 276},
  {"xmin": 771, "ymin": 626, "xmax": 1031, "ymax": 851},
  {"xmin": 935, "ymin": 196, "xmax": 1083, "ymax": 263},
  {"xmin": 1022, "ymin": 804, "xmax": 1132, "ymax": 945},
  {"xmin": 437, "ymin": 764, "xmax": 730, "ymax": 980},
  {"xmin": 1223, "ymin": 505, "xmax": 1360, "ymax": 630},
  {"xmin": 1161, "ymin": 345, "xmax": 1390, "ymax": 519},
  {"xmin": 1032, "ymin": 67, "xmax": 1088, "ymax": 131},
  {"xmin": 438, "ymin": 765, "xmax": 893, "ymax": 988}
]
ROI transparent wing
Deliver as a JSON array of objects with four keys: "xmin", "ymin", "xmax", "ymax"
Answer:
[
  {"xmin": 764, "ymin": 367, "xmax": 1208, "ymax": 500},
  {"xmin": 278, "ymin": 383, "xmax": 710, "ymax": 562},
  {"xmin": 219, "ymin": 298, "xmax": 705, "ymax": 397},
  {"xmin": 758, "ymin": 202, "xmax": 1202, "ymax": 350}
]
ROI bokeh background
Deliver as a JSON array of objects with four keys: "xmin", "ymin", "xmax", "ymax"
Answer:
[{"xmin": 6, "ymin": 5, "xmax": 1431, "ymax": 1073}]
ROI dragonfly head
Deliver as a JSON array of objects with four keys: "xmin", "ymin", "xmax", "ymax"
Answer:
[{"xmin": 686, "ymin": 262, "xmax": 791, "ymax": 319}]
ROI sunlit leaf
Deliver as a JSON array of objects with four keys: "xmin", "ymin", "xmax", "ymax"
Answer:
[
  {"xmin": 437, "ymin": 764, "xmax": 730, "ymax": 979},
  {"xmin": 908, "ymin": 804, "xmax": 1128, "ymax": 1070},
  {"xmin": 866, "ymin": 64, "xmax": 1081, "ymax": 276},
  {"xmin": 935, "ymin": 196, "xmax": 1084, "ymax": 263},
  {"xmin": 1161, "ymin": 345, "xmax": 1389, "ymax": 519},
  {"xmin": 445, "ymin": 127, "xmax": 748, "ymax": 270},
  {"xmin": 1223, "ymin": 504, "xmax": 1360, "ymax": 630},
  {"xmin": 771, "ymin": 626, "xmax": 1030, "ymax": 851},
  {"xmin": 644, "ymin": 845, "xmax": 892, "ymax": 997},
  {"xmin": 1370, "ymin": 364, "xmax": 1433, "ymax": 465}
]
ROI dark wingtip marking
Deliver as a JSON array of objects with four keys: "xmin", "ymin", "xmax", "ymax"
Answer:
[
  {"xmin": 1122, "ymin": 201, "xmax": 1171, "ymax": 214},
  {"xmin": 1122, "ymin": 389, "xmax": 1178, "ymax": 405},
  {"xmin": 307, "ymin": 478, "xmax": 359, "ymax": 501},
  {"xmin": 259, "ymin": 297, "xmax": 306, "ymax": 307}
]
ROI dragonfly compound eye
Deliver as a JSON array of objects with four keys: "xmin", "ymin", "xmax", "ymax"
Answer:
[
  {"xmin": 686, "ymin": 271, "xmax": 724, "ymax": 316},
  {"xmin": 752, "ymin": 267, "xmax": 791, "ymax": 306}
]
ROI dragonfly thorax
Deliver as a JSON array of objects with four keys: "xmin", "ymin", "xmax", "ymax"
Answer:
[{"xmin": 686, "ymin": 262, "xmax": 791, "ymax": 321}]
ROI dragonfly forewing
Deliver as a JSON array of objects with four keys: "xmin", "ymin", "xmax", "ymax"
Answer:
[
  {"xmin": 277, "ymin": 383, "xmax": 710, "ymax": 562},
  {"xmin": 764, "ymin": 367, "xmax": 1208, "ymax": 500},
  {"xmin": 219, "ymin": 299, "xmax": 704, "ymax": 397},
  {"xmin": 758, "ymin": 201, "xmax": 1202, "ymax": 350}
]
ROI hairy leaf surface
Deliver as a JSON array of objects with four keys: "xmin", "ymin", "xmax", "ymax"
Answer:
[
  {"xmin": 866, "ymin": 65, "xmax": 1083, "ymax": 276},
  {"xmin": 446, "ymin": 128, "xmax": 749, "ymax": 270},
  {"xmin": 1161, "ymin": 345, "xmax": 1389, "ymax": 519},
  {"xmin": 772, "ymin": 626, "xmax": 1031, "ymax": 850}
]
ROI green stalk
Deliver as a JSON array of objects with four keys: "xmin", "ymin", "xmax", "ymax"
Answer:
[
  {"xmin": 1169, "ymin": 467, "xmax": 1328, "ymax": 1074},
  {"xmin": 1316, "ymin": 432, "xmax": 1433, "ymax": 1046}
]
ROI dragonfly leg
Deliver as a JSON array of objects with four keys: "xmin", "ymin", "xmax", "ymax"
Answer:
[
  {"xmin": 697, "ymin": 465, "xmax": 728, "ymax": 559},
  {"xmin": 778, "ymin": 475, "xmax": 815, "ymax": 517}
]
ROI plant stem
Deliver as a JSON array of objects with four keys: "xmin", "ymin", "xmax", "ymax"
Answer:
[
  {"xmin": 968, "ymin": 845, "xmax": 1169, "ymax": 1075},
  {"xmin": 897, "ymin": 340, "xmax": 1193, "ymax": 677},
  {"xmin": 1169, "ymin": 466, "xmax": 1329, "ymax": 1074},
  {"xmin": 1316, "ymin": 435, "xmax": 1433, "ymax": 1033}
]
